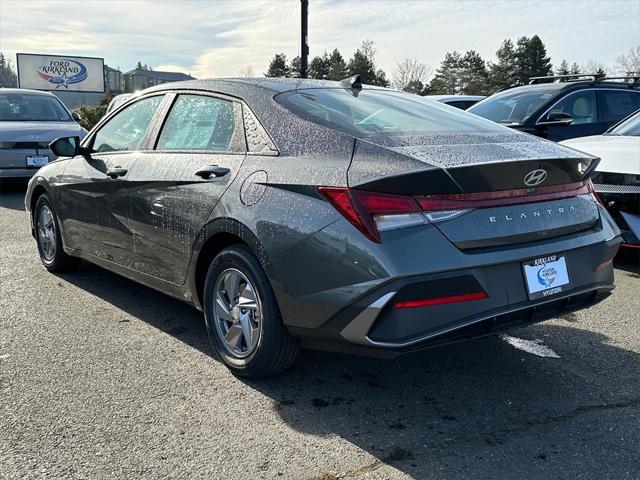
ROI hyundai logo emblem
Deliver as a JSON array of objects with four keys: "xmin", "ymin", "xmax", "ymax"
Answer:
[{"xmin": 523, "ymin": 169, "xmax": 548, "ymax": 187}]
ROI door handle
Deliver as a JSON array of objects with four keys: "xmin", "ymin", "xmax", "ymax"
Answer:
[
  {"xmin": 195, "ymin": 165, "xmax": 230, "ymax": 179},
  {"xmin": 106, "ymin": 166, "xmax": 128, "ymax": 179}
]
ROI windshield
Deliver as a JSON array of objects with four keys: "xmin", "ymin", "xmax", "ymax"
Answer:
[
  {"xmin": 275, "ymin": 88, "xmax": 507, "ymax": 137},
  {"xmin": 468, "ymin": 87, "xmax": 558, "ymax": 125},
  {"xmin": 0, "ymin": 93, "xmax": 72, "ymax": 122},
  {"xmin": 609, "ymin": 109, "xmax": 640, "ymax": 136}
]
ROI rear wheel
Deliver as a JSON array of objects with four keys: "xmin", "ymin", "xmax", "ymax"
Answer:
[
  {"xmin": 34, "ymin": 194, "xmax": 78, "ymax": 272},
  {"xmin": 203, "ymin": 245, "xmax": 299, "ymax": 377}
]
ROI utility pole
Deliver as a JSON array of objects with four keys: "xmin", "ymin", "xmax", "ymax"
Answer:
[{"xmin": 300, "ymin": 0, "xmax": 308, "ymax": 78}]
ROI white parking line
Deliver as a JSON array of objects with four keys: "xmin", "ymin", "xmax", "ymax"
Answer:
[{"xmin": 499, "ymin": 335, "xmax": 561, "ymax": 358}]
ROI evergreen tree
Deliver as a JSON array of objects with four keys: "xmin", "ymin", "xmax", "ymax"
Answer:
[
  {"xmin": 0, "ymin": 52, "xmax": 18, "ymax": 87},
  {"xmin": 403, "ymin": 80, "xmax": 428, "ymax": 95},
  {"xmin": 429, "ymin": 51, "xmax": 464, "ymax": 94},
  {"xmin": 488, "ymin": 39, "xmax": 518, "ymax": 91},
  {"xmin": 135, "ymin": 61, "xmax": 144, "ymax": 70},
  {"xmin": 571, "ymin": 63, "xmax": 581, "ymax": 74},
  {"xmin": 309, "ymin": 52, "xmax": 330, "ymax": 79},
  {"xmin": 515, "ymin": 35, "xmax": 553, "ymax": 84},
  {"xmin": 265, "ymin": 53, "xmax": 289, "ymax": 77},
  {"xmin": 347, "ymin": 40, "xmax": 389, "ymax": 86},
  {"xmin": 460, "ymin": 50, "xmax": 488, "ymax": 95},
  {"xmin": 326, "ymin": 49, "xmax": 348, "ymax": 80},
  {"xmin": 556, "ymin": 59, "xmax": 571, "ymax": 76},
  {"xmin": 289, "ymin": 56, "xmax": 301, "ymax": 78}
]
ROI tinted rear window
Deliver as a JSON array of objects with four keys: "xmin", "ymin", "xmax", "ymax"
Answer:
[
  {"xmin": 601, "ymin": 90, "xmax": 640, "ymax": 122},
  {"xmin": 275, "ymin": 88, "xmax": 507, "ymax": 137}
]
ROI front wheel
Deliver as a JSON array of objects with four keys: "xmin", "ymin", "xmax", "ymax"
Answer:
[{"xmin": 203, "ymin": 245, "xmax": 299, "ymax": 378}]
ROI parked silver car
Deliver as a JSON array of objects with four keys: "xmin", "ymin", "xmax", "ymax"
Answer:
[{"xmin": 0, "ymin": 89, "xmax": 87, "ymax": 179}]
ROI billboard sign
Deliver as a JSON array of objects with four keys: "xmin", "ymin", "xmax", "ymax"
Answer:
[{"xmin": 17, "ymin": 53, "xmax": 104, "ymax": 93}]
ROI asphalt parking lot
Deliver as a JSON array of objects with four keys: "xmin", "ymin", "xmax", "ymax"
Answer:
[{"xmin": 1, "ymin": 181, "xmax": 639, "ymax": 480}]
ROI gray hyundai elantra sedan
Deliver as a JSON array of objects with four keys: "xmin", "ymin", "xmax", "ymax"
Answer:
[{"xmin": 25, "ymin": 77, "xmax": 622, "ymax": 377}]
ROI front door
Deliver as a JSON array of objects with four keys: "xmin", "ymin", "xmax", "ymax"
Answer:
[
  {"xmin": 58, "ymin": 94, "xmax": 164, "ymax": 266},
  {"xmin": 536, "ymin": 90, "xmax": 605, "ymax": 141},
  {"xmin": 126, "ymin": 93, "xmax": 247, "ymax": 284}
]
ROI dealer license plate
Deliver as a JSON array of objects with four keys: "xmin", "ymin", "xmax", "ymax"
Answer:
[
  {"xmin": 522, "ymin": 254, "xmax": 570, "ymax": 300},
  {"xmin": 26, "ymin": 155, "xmax": 49, "ymax": 167}
]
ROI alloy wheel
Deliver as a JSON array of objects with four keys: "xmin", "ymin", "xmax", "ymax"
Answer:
[
  {"xmin": 212, "ymin": 268, "xmax": 262, "ymax": 358},
  {"xmin": 37, "ymin": 205, "xmax": 56, "ymax": 261}
]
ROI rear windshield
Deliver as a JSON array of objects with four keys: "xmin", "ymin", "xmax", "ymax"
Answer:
[
  {"xmin": 469, "ymin": 87, "xmax": 559, "ymax": 125},
  {"xmin": 0, "ymin": 93, "xmax": 72, "ymax": 122},
  {"xmin": 609, "ymin": 109, "xmax": 640, "ymax": 136},
  {"xmin": 275, "ymin": 88, "xmax": 507, "ymax": 137}
]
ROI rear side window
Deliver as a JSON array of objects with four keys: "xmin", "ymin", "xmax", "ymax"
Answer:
[
  {"xmin": 92, "ymin": 95, "xmax": 162, "ymax": 153},
  {"xmin": 601, "ymin": 90, "xmax": 640, "ymax": 122},
  {"xmin": 276, "ymin": 88, "xmax": 507, "ymax": 137},
  {"xmin": 547, "ymin": 90, "xmax": 597, "ymax": 125},
  {"xmin": 157, "ymin": 95, "xmax": 236, "ymax": 151}
]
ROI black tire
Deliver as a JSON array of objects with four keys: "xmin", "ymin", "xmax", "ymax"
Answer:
[
  {"xmin": 34, "ymin": 194, "xmax": 79, "ymax": 272},
  {"xmin": 203, "ymin": 245, "xmax": 299, "ymax": 378}
]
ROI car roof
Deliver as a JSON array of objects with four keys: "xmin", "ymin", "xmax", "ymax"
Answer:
[
  {"xmin": 427, "ymin": 95, "xmax": 485, "ymax": 101},
  {"xmin": 145, "ymin": 77, "xmax": 374, "ymax": 94},
  {"xmin": 0, "ymin": 88, "xmax": 58, "ymax": 97},
  {"xmin": 500, "ymin": 80, "xmax": 639, "ymax": 95}
]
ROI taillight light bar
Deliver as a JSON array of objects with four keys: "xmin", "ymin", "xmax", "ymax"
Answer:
[
  {"xmin": 394, "ymin": 292, "xmax": 488, "ymax": 308},
  {"xmin": 416, "ymin": 180, "xmax": 593, "ymax": 210},
  {"xmin": 318, "ymin": 180, "xmax": 594, "ymax": 243}
]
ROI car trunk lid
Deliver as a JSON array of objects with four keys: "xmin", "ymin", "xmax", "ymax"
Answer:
[{"xmin": 347, "ymin": 133, "xmax": 602, "ymax": 248}]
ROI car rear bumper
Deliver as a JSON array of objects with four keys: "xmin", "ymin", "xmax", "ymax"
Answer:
[
  {"xmin": 290, "ymin": 235, "xmax": 619, "ymax": 356},
  {"xmin": 0, "ymin": 167, "xmax": 40, "ymax": 179}
]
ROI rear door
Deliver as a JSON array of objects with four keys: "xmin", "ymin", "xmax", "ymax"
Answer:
[
  {"xmin": 59, "ymin": 94, "xmax": 164, "ymax": 265},
  {"xmin": 126, "ymin": 92, "xmax": 247, "ymax": 284},
  {"xmin": 599, "ymin": 89, "xmax": 640, "ymax": 130}
]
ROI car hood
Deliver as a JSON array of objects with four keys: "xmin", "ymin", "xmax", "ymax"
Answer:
[
  {"xmin": 561, "ymin": 135, "xmax": 640, "ymax": 175},
  {"xmin": 0, "ymin": 121, "xmax": 86, "ymax": 143}
]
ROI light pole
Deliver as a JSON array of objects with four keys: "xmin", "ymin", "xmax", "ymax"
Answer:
[{"xmin": 300, "ymin": 0, "xmax": 308, "ymax": 78}]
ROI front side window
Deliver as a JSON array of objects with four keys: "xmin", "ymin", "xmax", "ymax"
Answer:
[
  {"xmin": 601, "ymin": 90, "xmax": 640, "ymax": 122},
  {"xmin": 0, "ymin": 93, "xmax": 71, "ymax": 122},
  {"xmin": 546, "ymin": 91, "xmax": 597, "ymax": 125},
  {"xmin": 468, "ymin": 87, "xmax": 559, "ymax": 125},
  {"xmin": 92, "ymin": 95, "xmax": 163, "ymax": 153},
  {"xmin": 276, "ymin": 88, "xmax": 507, "ymax": 137},
  {"xmin": 156, "ymin": 95, "xmax": 237, "ymax": 151}
]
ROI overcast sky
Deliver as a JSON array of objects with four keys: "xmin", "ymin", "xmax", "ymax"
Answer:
[{"xmin": 1, "ymin": 0, "xmax": 638, "ymax": 78}]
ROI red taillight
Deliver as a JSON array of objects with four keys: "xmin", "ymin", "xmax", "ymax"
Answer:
[
  {"xmin": 394, "ymin": 292, "xmax": 488, "ymax": 308},
  {"xmin": 416, "ymin": 181, "xmax": 593, "ymax": 211},
  {"xmin": 318, "ymin": 181, "xmax": 593, "ymax": 243},
  {"xmin": 318, "ymin": 187, "xmax": 420, "ymax": 243}
]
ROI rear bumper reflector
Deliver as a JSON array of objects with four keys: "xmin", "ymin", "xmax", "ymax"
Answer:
[{"xmin": 394, "ymin": 292, "xmax": 488, "ymax": 309}]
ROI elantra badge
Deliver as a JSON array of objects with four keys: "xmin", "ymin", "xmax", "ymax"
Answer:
[{"xmin": 523, "ymin": 169, "xmax": 548, "ymax": 187}]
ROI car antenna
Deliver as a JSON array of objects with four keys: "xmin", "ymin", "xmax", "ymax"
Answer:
[{"xmin": 340, "ymin": 74, "xmax": 362, "ymax": 90}]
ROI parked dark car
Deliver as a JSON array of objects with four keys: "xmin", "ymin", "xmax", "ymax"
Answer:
[
  {"xmin": 25, "ymin": 77, "xmax": 621, "ymax": 377},
  {"xmin": 469, "ymin": 74, "xmax": 640, "ymax": 142}
]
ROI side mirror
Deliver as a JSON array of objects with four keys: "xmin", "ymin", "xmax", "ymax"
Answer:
[
  {"xmin": 71, "ymin": 111, "xmax": 82, "ymax": 122},
  {"xmin": 537, "ymin": 112, "xmax": 574, "ymax": 127},
  {"xmin": 49, "ymin": 136, "xmax": 80, "ymax": 157}
]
